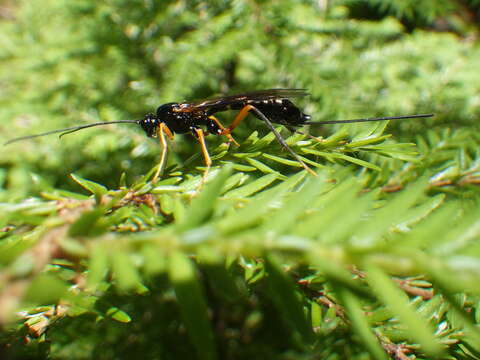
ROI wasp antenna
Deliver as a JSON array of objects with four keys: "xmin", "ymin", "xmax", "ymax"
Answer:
[
  {"xmin": 4, "ymin": 120, "xmax": 140, "ymax": 145},
  {"xmin": 304, "ymin": 113, "xmax": 434, "ymax": 126}
]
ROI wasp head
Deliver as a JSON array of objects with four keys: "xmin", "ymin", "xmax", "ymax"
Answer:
[
  {"xmin": 139, "ymin": 113, "xmax": 159, "ymax": 137},
  {"xmin": 140, "ymin": 103, "xmax": 180, "ymax": 138}
]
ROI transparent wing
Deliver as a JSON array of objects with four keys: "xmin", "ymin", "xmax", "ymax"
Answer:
[{"xmin": 187, "ymin": 89, "xmax": 309, "ymax": 111}]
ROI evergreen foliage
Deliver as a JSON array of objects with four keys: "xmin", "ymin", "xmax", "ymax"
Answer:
[{"xmin": 1, "ymin": 1, "xmax": 480, "ymax": 359}]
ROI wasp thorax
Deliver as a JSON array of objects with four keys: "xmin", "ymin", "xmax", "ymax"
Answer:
[{"xmin": 140, "ymin": 113, "xmax": 159, "ymax": 137}]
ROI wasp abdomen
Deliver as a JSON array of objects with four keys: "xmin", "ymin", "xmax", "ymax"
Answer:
[{"xmin": 250, "ymin": 99, "xmax": 310, "ymax": 126}]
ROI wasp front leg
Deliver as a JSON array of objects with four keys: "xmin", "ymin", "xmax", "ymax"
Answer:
[{"xmin": 152, "ymin": 123, "xmax": 174, "ymax": 183}]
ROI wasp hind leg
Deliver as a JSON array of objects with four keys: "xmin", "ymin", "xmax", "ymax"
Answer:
[
  {"xmin": 152, "ymin": 123, "xmax": 174, "ymax": 183},
  {"xmin": 234, "ymin": 105, "xmax": 317, "ymax": 176},
  {"xmin": 226, "ymin": 104, "xmax": 255, "ymax": 133}
]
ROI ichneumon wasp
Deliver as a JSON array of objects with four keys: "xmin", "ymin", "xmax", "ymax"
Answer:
[{"xmin": 5, "ymin": 89, "xmax": 433, "ymax": 181}]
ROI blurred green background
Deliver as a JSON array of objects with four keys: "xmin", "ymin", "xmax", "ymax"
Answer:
[{"xmin": 1, "ymin": 1, "xmax": 480, "ymax": 360}]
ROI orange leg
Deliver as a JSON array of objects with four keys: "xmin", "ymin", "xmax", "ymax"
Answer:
[
  {"xmin": 227, "ymin": 104, "xmax": 255, "ymax": 133},
  {"xmin": 152, "ymin": 123, "xmax": 173, "ymax": 183},
  {"xmin": 194, "ymin": 128, "xmax": 212, "ymax": 183},
  {"xmin": 226, "ymin": 105, "xmax": 317, "ymax": 176},
  {"xmin": 208, "ymin": 115, "xmax": 239, "ymax": 146}
]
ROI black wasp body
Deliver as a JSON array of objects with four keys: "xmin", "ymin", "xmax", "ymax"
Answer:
[
  {"xmin": 136, "ymin": 89, "xmax": 318, "ymax": 180},
  {"xmin": 139, "ymin": 89, "xmax": 311, "ymax": 139},
  {"xmin": 5, "ymin": 88, "xmax": 433, "ymax": 183}
]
